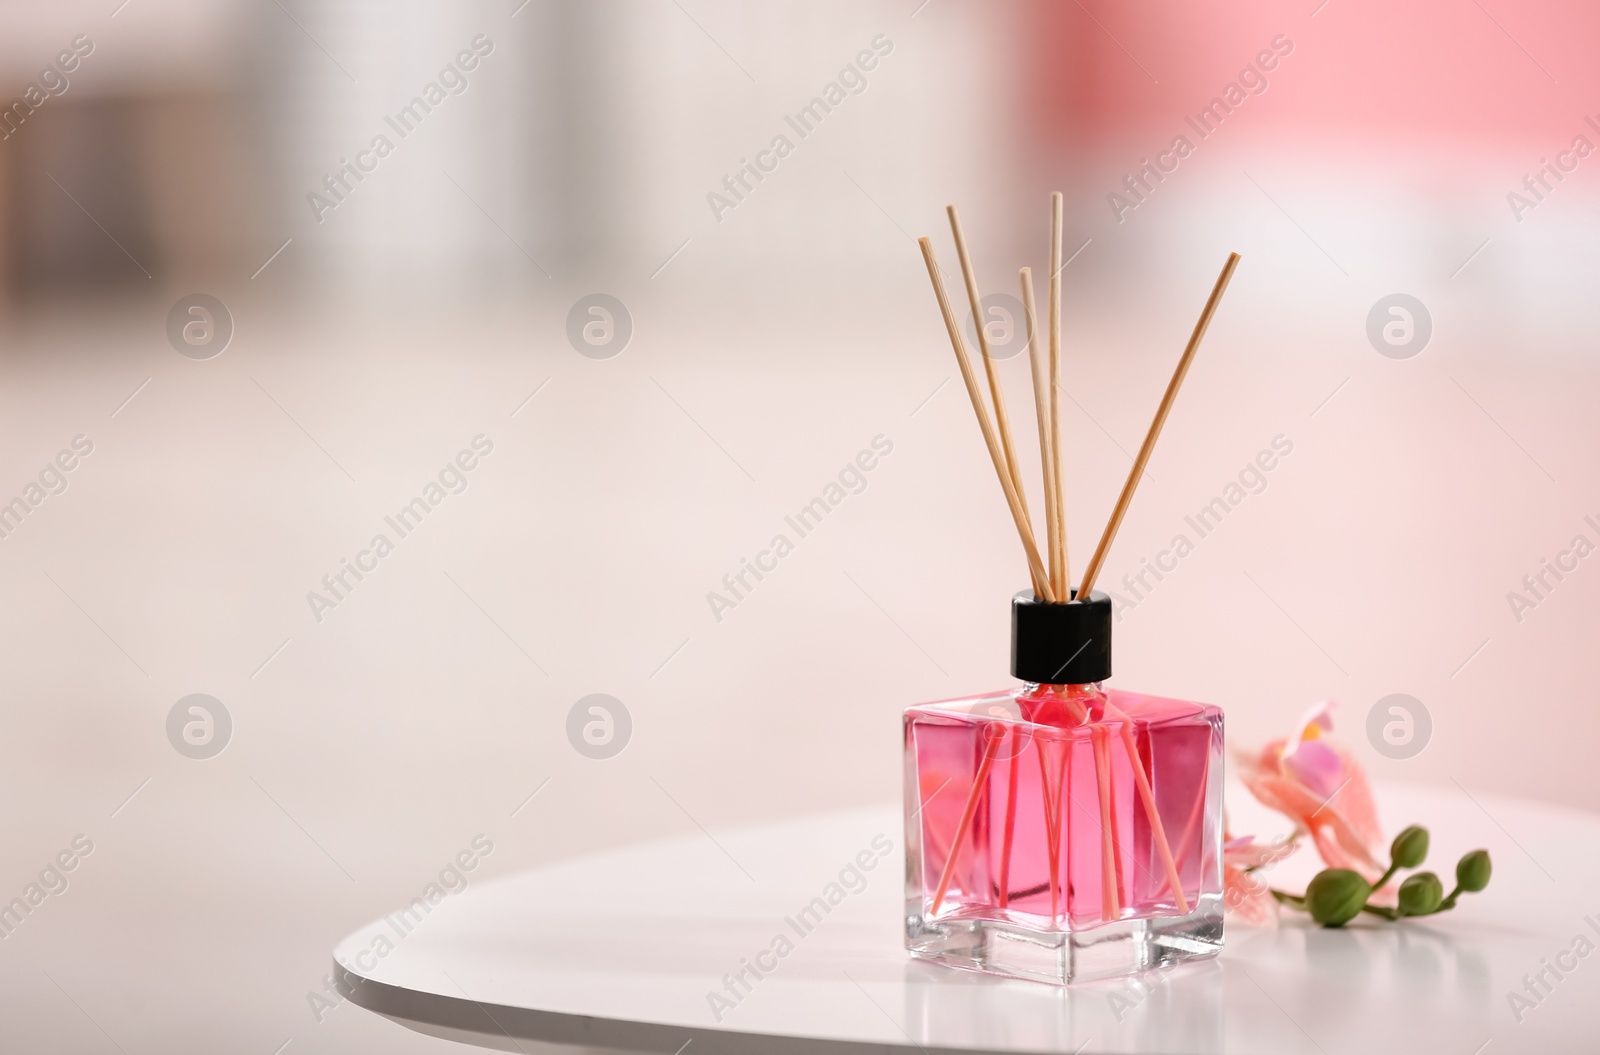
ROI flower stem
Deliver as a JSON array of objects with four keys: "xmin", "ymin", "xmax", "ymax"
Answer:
[
  {"xmin": 1269, "ymin": 888, "xmax": 1306, "ymax": 909},
  {"xmin": 1361, "ymin": 903, "xmax": 1400, "ymax": 920}
]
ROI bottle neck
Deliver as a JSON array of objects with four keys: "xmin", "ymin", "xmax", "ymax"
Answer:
[
  {"xmin": 1022, "ymin": 680, "xmax": 1104, "ymax": 695},
  {"xmin": 1018, "ymin": 681, "xmax": 1107, "ymax": 726}
]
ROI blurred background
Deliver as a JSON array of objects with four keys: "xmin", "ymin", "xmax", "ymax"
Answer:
[{"xmin": 1, "ymin": 0, "xmax": 1596, "ymax": 1051}]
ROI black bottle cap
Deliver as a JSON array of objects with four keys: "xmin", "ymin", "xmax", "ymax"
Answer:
[{"xmin": 1010, "ymin": 589, "xmax": 1112, "ymax": 685}]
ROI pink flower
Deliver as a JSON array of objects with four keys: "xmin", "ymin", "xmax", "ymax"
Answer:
[
  {"xmin": 1235, "ymin": 700, "xmax": 1385, "ymax": 881},
  {"xmin": 1222, "ymin": 833, "xmax": 1295, "ymax": 926}
]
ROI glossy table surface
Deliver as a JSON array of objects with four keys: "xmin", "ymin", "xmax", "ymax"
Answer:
[{"xmin": 335, "ymin": 782, "xmax": 1600, "ymax": 1053}]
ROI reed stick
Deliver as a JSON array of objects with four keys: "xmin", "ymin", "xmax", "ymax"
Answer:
[
  {"xmin": 998, "ymin": 731, "xmax": 1020, "ymax": 909},
  {"xmin": 1051, "ymin": 741, "xmax": 1067, "ymax": 922},
  {"xmin": 1077, "ymin": 252, "xmax": 1241, "ymax": 597},
  {"xmin": 1035, "ymin": 735, "xmax": 1063, "ymax": 921},
  {"xmin": 1020, "ymin": 269, "xmax": 1062, "ymax": 606},
  {"xmin": 1168, "ymin": 774, "xmax": 1210, "ymax": 876},
  {"xmin": 931, "ymin": 723, "xmax": 1006, "ymax": 913},
  {"xmin": 1092, "ymin": 725, "xmax": 1120, "ymax": 919},
  {"xmin": 918, "ymin": 238, "xmax": 1054, "ymax": 599},
  {"xmin": 947, "ymin": 207, "xmax": 1034, "ymax": 527},
  {"xmin": 1048, "ymin": 192, "xmax": 1070, "ymax": 600},
  {"xmin": 1108, "ymin": 755, "xmax": 1127, "ymax": 908},
  {"xmin": 1105, "ymin": 701, "xmax": 1190, "ymax": 913}
]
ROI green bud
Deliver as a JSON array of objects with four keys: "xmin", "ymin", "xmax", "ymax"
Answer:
[
  {"xmin": 1389, "ymin": 825, "xmax": 1430, "ymax": 869},
  {"xmin": 1305, "ymin": 869, "xmax": 1371, "ymax": 927},
  {"xmin": 1397, "ymin": 871, "xmax": 1444, "ymax": 915},
  {"xmin": 1456, "ymin": 850, "xmax": 1492, "ymax": 893}
]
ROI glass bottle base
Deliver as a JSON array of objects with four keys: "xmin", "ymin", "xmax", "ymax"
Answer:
[{"xmin": 906, "ymin": 898, "xmax": 1223, "ymax": 986}]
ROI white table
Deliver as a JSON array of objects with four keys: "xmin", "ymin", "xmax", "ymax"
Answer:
[{"xmin": 334, "ymin": 783, "xmax": 1600, "ymax": 1053}]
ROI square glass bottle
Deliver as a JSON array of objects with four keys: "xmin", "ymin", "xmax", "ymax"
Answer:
[{"xmin": 904, "ymin": 591, "xmax": 1224, "ymax": 984}]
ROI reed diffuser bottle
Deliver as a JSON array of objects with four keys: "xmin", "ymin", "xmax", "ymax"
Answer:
[
  {"xmin": 905, "ymin": 197, "xmax": 1238, "ymax": 984},
  {"xmin": 904, "ymin": 595, "xmax": 1225, "ymax": 984}
]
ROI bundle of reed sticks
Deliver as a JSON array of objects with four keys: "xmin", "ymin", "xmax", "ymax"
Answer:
[
  {"xmin": 919, "ymin": 202, "xmax": 1238, "ymax": 924},
  {"xmin": 918, "ymin": 198, "xmax": 1239, "ymax": 605}
]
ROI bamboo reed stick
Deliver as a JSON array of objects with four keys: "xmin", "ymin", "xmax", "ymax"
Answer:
[
  {"xmin": 1108, "ymin": 757, "xmax": 1127, "ymax": 908},
  {"xmin": 1077, "ymin": 252, "xmax": 1241, "ymax": 597},
  {"xmin": 1020, "ymin": 269, "xmax": 1062, "ymax": 606},
  {"xmin": 931, "ymin": 723, "xmax": 1006, "ymax": 913},
  {"xmin": 1055, "ymin": 739, "xmax": 1071, "ymax": 922},
  {"xmin": 1048, "ymin": 192, "xmax": 1070, "ymax": 600},
  {"xmin": 1105, "ymin": 701, "xmax": 1190, "ymax": 913},
  {"xmin": 998, "ymin": 732, "xmax": 1019, "ymax": 908},
  {"xmin": 918, "ymin": 238, "xmax": 1054, "ymax": 599},
  {"xmin": 947, "ymin": 207, "xmax": 1033, "ymax": 526},
  {"xmin": 1035, "ymin": 735, "xmax": 1062, "ymax": 920},
  {"xmin": 1093, "ymin": 725, "xmax": 1120, "ymax": 919}
]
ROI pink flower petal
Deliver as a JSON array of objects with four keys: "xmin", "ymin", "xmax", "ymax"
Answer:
[
  {"xmin": 1239, "ymin": 770, "xmax": 1384, "ymax": 879},
  {"xmin": 1289, "ymin": 699, "xmax": 1337, "ymax": 742},
  {"xmin": 1322, "ymin": 741, "xmax": 1383, "ymax": 858},
  {"xmin": 1224, "ymin": 864, "xmax": 1278, "ymax": 927},
  {"xmin": 1282, "ymin": 739, "xmax": 1342, "ymax": 799},
  {"xmin": 1225, "ymin": 835, "xmax": 1299, "ymax": 871}
]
